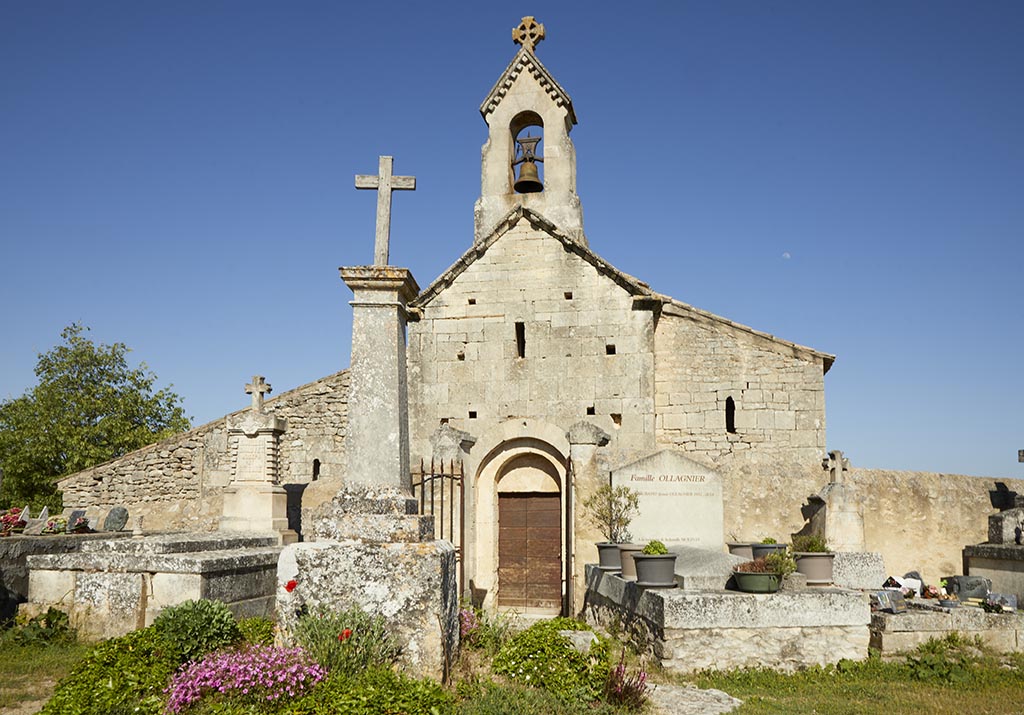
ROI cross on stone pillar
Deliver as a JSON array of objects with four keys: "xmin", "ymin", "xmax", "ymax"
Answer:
[
  {"xmin": 822, "ymin": 450, "xmax": 849, "ymax": 484},
  {"xmin": 355, "ymin": 156, "xmax": 416, "ymax": 266},
  {"xmin": 512, "ymin": 16, "xmax": 545, "ymax": 52},
  {"xmin": 245, "ymin": 375, "xmax": 272, "ymax": 413},
  {"xmin": 1018, "ymin": 449, "xmax": 1023, "ymax": 464}
]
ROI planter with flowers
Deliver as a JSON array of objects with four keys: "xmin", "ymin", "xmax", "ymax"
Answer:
[
  {"xmin": 732, "ymin": 551, "xmax": 797, "ymax": 593},
  {"xmin": 1, "ymin": 507, "xmax": 27, "ymax": 536},
  {"xmin": 791, "ymin": 534, "xmax": 835, "ymax": 586},
  {"xmin": 632, "ymin": 540, "xmax": 677, "ymax": 588},
  {"xmin": 583, "ymin": 484, "xmax": 639, "ymax": 572}
]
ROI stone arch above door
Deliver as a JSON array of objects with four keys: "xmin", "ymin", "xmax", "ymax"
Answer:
[{"xmin": 472, "ymin": 421, "xmax": 567, "ymax": 613}]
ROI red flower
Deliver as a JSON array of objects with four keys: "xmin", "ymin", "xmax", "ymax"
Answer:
[
  {"xmin": 338, "ymin": 628, "xmax": 352, "ymax": 642},
  {"xmin": 284, "ymin": 579, "xmax": 298, "ymax": 593}
]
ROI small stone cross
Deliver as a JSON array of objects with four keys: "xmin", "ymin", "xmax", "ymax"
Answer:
[
  {"xmin": 822, "ymin": 450, "xmax": 849, "ymax": 484},
  {"xmin": 512, "ymin": 16, "xmax": 545, "ymax": 52},
  {"xmin": 1018, "ymin": 449, "xmax": 1023, "ymax": 464},
  {"xmin": 245, "ymin": 375, "xmax": 272, "ymax": 413},
  {"xmin": 355, "ymin": 156, "xmax": 416, "ymax": 266}
]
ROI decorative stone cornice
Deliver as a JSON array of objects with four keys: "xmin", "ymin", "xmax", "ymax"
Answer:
[{"xmin": 479, "ymin": 48, "xmax": 577, "ymax": 125}]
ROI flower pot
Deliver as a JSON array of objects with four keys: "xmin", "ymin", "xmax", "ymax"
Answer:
[
  {"xmin": 727, "ymin": 542, "xmax": 754, "ymax": 560},
  {"xmin": 939, "ymin": 598, "xmax": 960, "ymax": 609},
  {"xmin": 794, "ymin": 552, "xmax": 835, "ymax": 586},
  {"xmin": 596, "ymin": 542, "xmax": 621, "ymax": 571},
  {"xmin": 751, "ymin": 543, "xmax": 788, "ymax": 559},
  {"xmin": 732, "ymin": 571, "xmax": 781, "ymax": 593},
  {"xmin": 633, "ymin": 553, "xmax": 677, "ymax": 587},
  {"xmin": 617, "ymin": 543, "xmax": 644, "ymax": 581}
]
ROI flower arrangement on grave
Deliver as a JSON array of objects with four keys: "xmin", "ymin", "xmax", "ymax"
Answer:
[
  {"xmin": 735, "ymin": 552, "xmax": 796, "ymax": 576},
  {"xmin": 921, "ymin": 584, "xmax": 942, "ymax": 599},
  {"xmin": 69, "ymin": 516, "xmax": 91, "ymax": 534},
  {"xmin": 0, "ymin": 507, "xmax": 27, "ymax": 536},
  {"xmin": 41, "ymin": 517, "xmax": 68, "ymax": 535}
]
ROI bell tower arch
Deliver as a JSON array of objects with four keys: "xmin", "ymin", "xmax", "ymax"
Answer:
[{"xmin": 474, "ymin": 16, "xmax": 585, "ymax": 245}]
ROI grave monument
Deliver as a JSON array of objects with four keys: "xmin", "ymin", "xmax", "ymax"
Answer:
[{"xmin": 277, "ymin": 156, "xmax": 458, "ymax": 680}]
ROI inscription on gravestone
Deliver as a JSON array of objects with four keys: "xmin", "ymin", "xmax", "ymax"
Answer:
[
  {"xmin": 235, "ymin": 440, "xmax": 266, "ymax": 481},
  {"xmin": 611, "ymin": 450, "xmax": 724, "ymax": 549}
]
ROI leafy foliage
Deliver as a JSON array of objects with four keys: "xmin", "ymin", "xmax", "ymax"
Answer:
[
  {"xmin": 0, "ymin": 324, "xmax": 190, "ymax": 509},
  {"xmin": 152, "ymin": 599, "xmax": 241, "ymax": 664},
  {"xmin": 764, "ymin": 551, "xmax": 797, "ymax": 576},
  {"xmin": 283, "ymin": 667, "xmax": 455, "ymax": 715},
  {"xmin": 492, "ymin": 618, "xmax": 610, "ymax": 705},
  {"xmin": 237, "ymin": 616, "xmax": 276, "ymax": 646},
  {"xmin": 291, "ymin": 604, "xmax": 400, "ymax": 678},
  {"xmin": 0, "ymin": 607, "xmax": 75, "ymax": 647},
  {"xmin": 582, "ymin": 484, "xmax": 639, "ymax": 543},
  {"xmin": 41, "ymin": 626, "xmax": 179, "ymax": 715},
  {"xmin": 456, "ymin": 679, "xmax": 621, "ymax": 715},
  {"xmin": 459, "ymin": 605, "xmax": 513, "ymax": 658},
  {"xmin": 791, "ymin": 534, "xmax": 829, "ymax": 552},
  {"xmin": 641, "ymin": 539, "xmax": 668, "ymax": 555}
]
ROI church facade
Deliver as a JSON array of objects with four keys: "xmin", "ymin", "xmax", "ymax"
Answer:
[{"xmin": 59, "ymin": 18, "xmax": 1015, "ymax": 615}]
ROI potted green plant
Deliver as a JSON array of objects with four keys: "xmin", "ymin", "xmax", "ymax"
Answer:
[
  {"xmin": 791, "ymin": 534, "xmax": 835, "ymax": 586},
  {"xmin": 732, "ymin": 552, "xmax": 796, "ymax": 593},
  {"xmin": 938, "ymin": 579, "xmax": 960, "ymax": 608},
  {"xmin": 632, "ymin": 539, "xmax": 677, "ymax": 587},
  {"xmin": 582, "ymin": 484, "xmax": 639, "ymax": 572},
  {"xmin": 750, "ymin": 537, "xmax": 788, "ymax": 560}
]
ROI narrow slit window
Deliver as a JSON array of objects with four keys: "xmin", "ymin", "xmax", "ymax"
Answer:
[
  {"xmin": 605, "ymin": 344, "xmax": 616, "ymax": 355},
  {"xmin": 725, "ymin": 396, "xmax": 737, "ymax": 434},
  {"xmin": 312, "ymin": 459, "xmax": 321, "ymax": 481},
  {"xmin": 515, "ymin": 322, "xmax": 526, "ymax": 358}
]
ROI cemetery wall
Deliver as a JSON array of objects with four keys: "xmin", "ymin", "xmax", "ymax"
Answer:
[
  {"xmin": 58, "ymin": 371, "xmax": 350, "ymax": 532},
  {"xmin": 408, "ymin": 219, "xmax": 657, "ymax": 461},
  {"xmin": 850, "ymin": 468, "xmax": 1024, "ymax": 582}
]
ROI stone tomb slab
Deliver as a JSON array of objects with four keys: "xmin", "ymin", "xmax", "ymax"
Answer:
[{"xmin": 611, "ymin": 450, "xmax": 724, "ymax": 550}]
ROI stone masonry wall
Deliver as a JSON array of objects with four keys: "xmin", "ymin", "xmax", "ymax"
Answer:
[
  {"xmin": 58, "ymin": 371, "xmax": 349, "ymax": 532},
  {"xmin": 408, "ymin": 220, "xmax": 657, "ymax": 460},
  {"xmin": 850, "ymin": 468, "xmax": 1024, "ymax": 581}
]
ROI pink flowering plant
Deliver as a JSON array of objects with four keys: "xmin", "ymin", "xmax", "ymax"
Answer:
[
  {"xmin": 164, "ymin": 644, "xmax": 324, "ymax": 713},
  {"xmin": 604, "ymin": 649, "xmax": 649, "ymax": 711},
  {"xmin": 0, "ymin": 507, "xmax": 27, "ymax": 535}
]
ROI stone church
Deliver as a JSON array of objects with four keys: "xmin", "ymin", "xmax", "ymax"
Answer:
[{"xmin": 59, "ymin": 18, "xmax": 1015, "ymax": 615}]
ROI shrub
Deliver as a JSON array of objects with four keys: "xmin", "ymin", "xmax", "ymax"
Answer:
[
  {"xmin": 41, "ymin": 627, "xmax": 179, "ymax": 715},
  {"xmin": 459, "ymin": 606, "xmax": 513, "ymax": 657},
  {"xmin": 791, "ymin": 534, "xmax": 828, "ymax": 552},
  {"xmin": 290, "ymin": 667, "xmax": 455, "ymax": 714},
  {"xmin": 735, "ymin": 557, "xmax": 772, "ymax": 573},
  {"xmin": 1, "ymin": 607, "xmax": 75, "ymax": 646},
  {"xmin": 492, "ymin": 618, "xmax": 610, "ymax": 705},
  {"xmin": 764, "ymin": 551, "xmax": 796, "ymax": 576},
  {"xmin": 582, "ymin": 484, "xmax": 639, "ymax": 543},
  {"xmin": 164, "ymin": 644, "xmax": 325, "ymax": 713},
  {"xmin": 292, "ymin": 604, "xmax": 400, "ymax": 678},
  {"xmin": 237, "ymin": 616, "xmax": 275, "ymax": 646},
  {"xmin": 604, "ymin": 649, "xmax": 649, "ymax": 711},
  {"xmin": 760, "ymin": 537, "xmax": 777, "ymax": 544},
  {"xmin": 153, "ymin": 600, "xmax": 241, "ymax": 664},
  {"xmin": 641, "ymin": 539, "xmax": 668, "ymax": 555}
]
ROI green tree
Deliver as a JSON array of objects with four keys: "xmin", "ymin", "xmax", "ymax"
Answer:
[{"xmin": 0, "ymin": 324, "xmax": 190, "ymax": 509}]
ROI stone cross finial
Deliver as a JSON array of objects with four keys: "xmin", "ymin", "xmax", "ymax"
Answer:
[
  {"xmin": 245, "ymin": 375, "xmax": 272, "ymax": 412},
  {"xmin": 355, "ymin": 156, "xmax": 416, "ymax": 266},
  {"xmin": 822, "ymin": 450, "xmax": 850, "ymax": 484},
  {"xmin": 512, "ymin": 16, "xmax": 545, "ymax": 52}
]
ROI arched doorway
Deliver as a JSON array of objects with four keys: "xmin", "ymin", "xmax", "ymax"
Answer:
[
  {"xmin": 472, "ymin": 428, "xmax": 567, "ymax": 615},
  {"xmin": 496, "ymin": 453, "xmax": 561, "ymax": 612}
]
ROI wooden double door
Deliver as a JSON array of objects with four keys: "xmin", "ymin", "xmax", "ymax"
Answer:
[{"xmin": 497, "ymin": 493, "xmax": 562, "ymax": 611}]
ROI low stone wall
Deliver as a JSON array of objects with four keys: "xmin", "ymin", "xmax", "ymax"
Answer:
[
  {"xmin": 583, "ymin": 566, "xmax": 870, "ymax": 673},
  {"xmin": 870, "ymin": 603, "xmax": 1024, "ymax": 653},
  {"xmin": 22, "ymin": 534, "xmax": 281, "ymax": 640},
  {"xmin": 850, "ymin": 470, "xmax": 1024, "ymax": 583},
  {"xmin": 57, "ymin": 371, "xmax": 350, "ymax": 532},
  {"xmin": 0, "ymin": 533, "xmax": 131, "ymax": 624}
]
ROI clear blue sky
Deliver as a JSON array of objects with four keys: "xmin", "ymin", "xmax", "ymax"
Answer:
[{"xmin": 2, "ymin": 2, "xmax": 1021, "ymax": 478}]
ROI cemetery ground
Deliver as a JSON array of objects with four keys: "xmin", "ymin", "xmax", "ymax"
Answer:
[{"xmin": 3, "ymin": 606, "xmax": 1024, "ymax": 714}]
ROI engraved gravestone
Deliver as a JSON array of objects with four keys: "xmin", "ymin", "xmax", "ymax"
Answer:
[
  {"xmin": 103, "ymin": 506, "xmax": 129, "ymax": 532},
  {"xmin": 66, "ymin": 509, "xmax": 86, "ymax": 533},
  {"xmin": 610, "ymin": 450, "xmax": 724, "ymax": 549}
]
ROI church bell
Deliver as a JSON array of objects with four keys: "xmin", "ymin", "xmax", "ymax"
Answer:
[{"xmin": 512, "ymin": 134, "xmax": 544, "ymax": 193}]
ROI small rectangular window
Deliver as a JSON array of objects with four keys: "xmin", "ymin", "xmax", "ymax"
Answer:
[
  {"xmin": 586, "ymin": 406, "xmax": 596, "ymax": 416},
  {"xmin": 515, "ymin": 322, "xmax": 526, "ymax": 358},
  {"xmin": 564, "ymin": 291, "xmax": 573, "ymax": 300},
  {"xmin": 468, "ymin": 410, "xmax": 477, "ymax": 419},
  {"xmin": 605, "ymin": 344, "xmax": 616, "ymax": 355}
]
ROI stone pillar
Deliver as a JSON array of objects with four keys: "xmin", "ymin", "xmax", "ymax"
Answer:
[
  {"xmin": 340, "ymin": 266, "xmax": 419, "ymax": 490},
  {"xmin": 807, "ymin": 450, "xmax": 865, "ymax": 552},
  {"xmin": 567, "ymin": 421, "xmax": 610, "ymax": 615},
  {"xmin": 221, "ymin": 396, "xmax": 297, "ymax": 545}
]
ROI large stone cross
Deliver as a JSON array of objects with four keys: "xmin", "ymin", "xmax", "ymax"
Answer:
[
  {"xmin": 512, "ymin": 16, "xmax": 545, "ymax": 52},
  {"xmin": 355, "ymin": 156, "xmax": 416, "ymax": 266},
  {"xmin": 245, "ymin": 375, "xmax": 272, "ymax": 412}
]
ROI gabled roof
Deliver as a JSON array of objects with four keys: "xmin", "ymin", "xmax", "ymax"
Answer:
[
  {"xmin": 409, "ymin": 207, "xmax": 835, "ymax": 373},
  {"xmin": 480, "ymin": 48, "xmax": 577, "ymax": 125}
]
